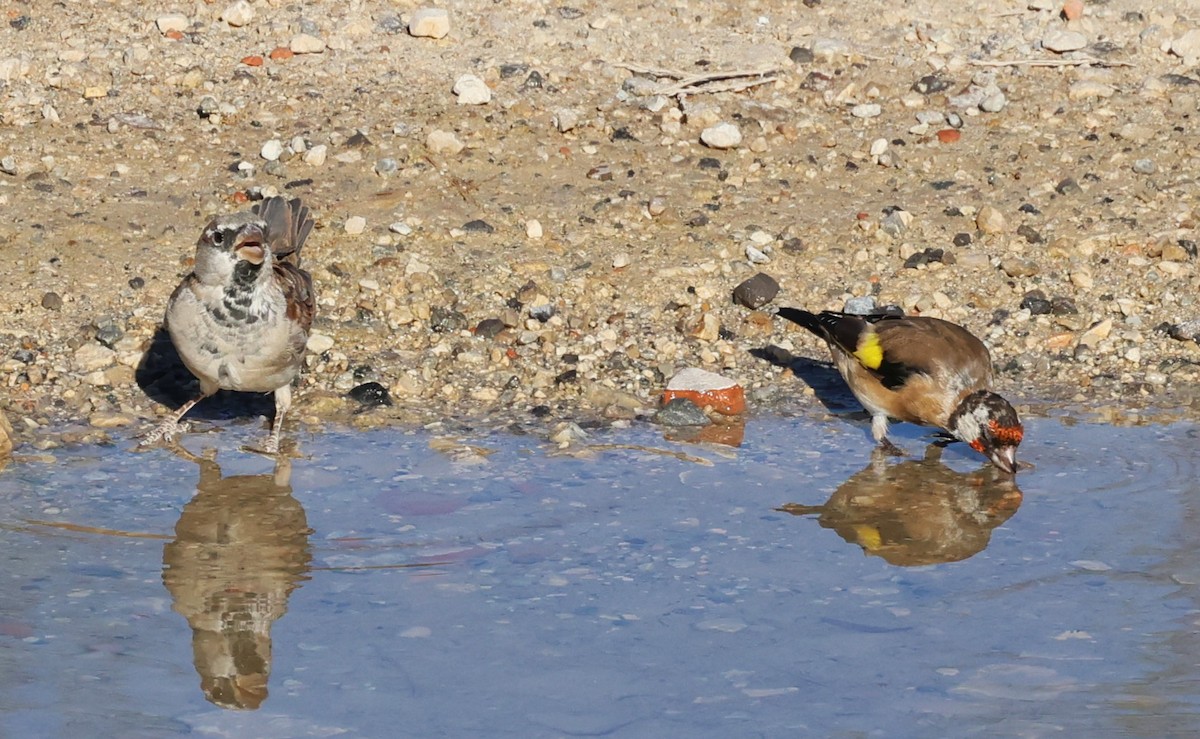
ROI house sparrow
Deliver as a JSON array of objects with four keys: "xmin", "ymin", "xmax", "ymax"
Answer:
[
  {"xmin": 775, "ymin": 307, "xmax": 1023, "ymax": 473},
  {"xmin": 162, "ymin": 446, "xmax": 311, "ymax": 709},
  {"xmin": 142, "ymin": 196, "xmax": 315, "ymax": 454}
]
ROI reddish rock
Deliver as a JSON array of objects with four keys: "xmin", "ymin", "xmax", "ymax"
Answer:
[
  {"xmin": 662, "ymin": 367, "xmax": 745, "ymax": 416},
  {"xmin": 241, "ymin": 55, "xmax": 264, "ymax": 67},
  {"xmin": 936, "ymin": 128, "xmax": 961, "ymax": 144},
  {"xmin": 268, "ymin": 46, "xmax": 294, "ymax": 61},
  {"xmin": 1062, "ymin": 0, "xmax": 1084, "ymax": 21},
  {"xmin": 164, "ymin": 30, "xmax": 184, "ymax": 40}
]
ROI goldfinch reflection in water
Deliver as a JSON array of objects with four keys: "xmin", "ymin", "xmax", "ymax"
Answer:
[{"xmin": 778, "ymin": 444, "xmax": 1022, "ymax": 566}]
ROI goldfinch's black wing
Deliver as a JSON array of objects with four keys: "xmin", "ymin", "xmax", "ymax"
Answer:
[{"xmin": 776, "ymin": 308, "xmax": 920, "ymax": 390}]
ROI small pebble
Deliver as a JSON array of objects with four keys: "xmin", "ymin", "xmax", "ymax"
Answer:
[
  {"xmin": 453, "ymin": 74, "xmax": 491, "ymax": 105},
  {"xmin": 220, "ymin": 1, "xmax": 255, "ymax": 27},
  {"xmin": 155, "ymin": 13, "xmax": 189, "ymax": 34},
  {"xmin": 850, "ymin": 103, "xmax": 882, "ymax": 118},
  {"xmin": 344, "ymin": 216, "xmax": 367, "ymax": 235},
  {"xmin": 475, "ymin": 318, "xmax": 506, "ymax": 338},
  {"xmin": 303, "ymin": 144, "xmax": 328, "ymax": 166},
  {"xmin": 375, "ymin": 158, "xmax": 398, "ymax": 176},
  {"xmin": 462, "ymin": 219, "xmax": 494, "ymax": 233},
  {"xmin": 408, "ymin": 8, "xmax": 451, "ymax": 39},
  {"xmin": 426, "ymin": 129, "xmax": 465, "ymax": 155},
  {"xmin": 261, "ymin": 139, "xmax": 284, "ymax": 161},
  {"xmin": 41, "ymin": 292, "xmax": 63, "ymax": 311},
  {"xmin": 348, "ymin": 381, "xmax": 393, "ymax": 408},
  {"xmin": 654, "ymin": 397, "xmax": 710, "ymax": 427},
  {"xmin": 306, "ymin": 333, "xmax": 335, "ymax": 353},
  {"xmin": 553, "ymin": 108, "xmax": 580, "ymax": 133},
  {"xmin": 732, "ymin": 273, "xmax": 780, "ymax": 309},
  {"xmin": 789, "ymin": 46, "xmax": 814, "ymax": 64},
  {"xmin": 1042, "ymin": 29, "xmax": 1087, "ymax": 53},
  {"xmin": 843, "ymin": 296, "xmax": 877, "ymax": 315},
  {"xmin": 1132, "ymin": 159, "xmax": 1156, "ymax": 175},
  {"xmin": 700, "ymin": 122, "xmax": 742, "ymax": 149},
  {"xmin": 0, "ymin": 156, "xmax": 16, "ymax": 175},
  {"xmin": 976, "ymin": 205, "xmax": 1006, "ymax": 234},
  {"xmin": 290, "ymin": 33, "xmax": 326, "ymax": 54},
  {"xmin": 525, "ymin": 219, "xmax": 543, "ymax": 239}
]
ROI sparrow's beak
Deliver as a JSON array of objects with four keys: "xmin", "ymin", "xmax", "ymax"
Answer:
[
  {"xmin": 989, "ymin": 445, "xmax": 1018, "ymax": 475},
  {"xmin": 234, "ymin": 224, "xmax": 266, "ymax": 265}
]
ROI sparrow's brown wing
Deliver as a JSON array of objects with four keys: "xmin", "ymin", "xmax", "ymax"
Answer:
[
  {"xmin": 255, "ymin": 197, "xmax": 314, "ymax": 266},
  {"xmin": 274, "ymin": 261, "xmax": 315, "ymax": 333}
]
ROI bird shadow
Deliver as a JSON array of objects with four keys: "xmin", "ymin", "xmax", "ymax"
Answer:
[
  {"xmin": 135, "ymin": 326, "xmax": 274, "ymax": 421},
  {"xmin": 749, "ymin": 345, "xmax": 862, "ymax": 416}
]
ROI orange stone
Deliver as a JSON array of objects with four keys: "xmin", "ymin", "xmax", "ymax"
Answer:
[
  {"xmin": 936, "ymin": 128, "xmax": 961, "ymax": 144},
  {"xmin": 662, "ymin": 368, "xmax": 746, "ymax": 416},
  {"xmin": 164, "ymin": 30, "xmax": 184, "ymax": 40},
  {"xmin": 1062, "ymin": 0, "xmax": 1084, "ymax": 21},
  {"xmin": 230, "ymin": 190, "xmax": 250, "ymax": 205},
  {"xmin": 241, "ymin": 55, "xmax": 264, "ymax": 67},
  {"xmin": 694, "ymin": 420, "xmax": 746, "ymax": 447},
  {"xmin": 269, "ymin": 46, "xmax": 294, "ymax": 61}
]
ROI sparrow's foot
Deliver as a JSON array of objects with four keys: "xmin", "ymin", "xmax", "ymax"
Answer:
[
  {"xmin": 241, "ymin": 433, "xmax": 284, "ymax": 457},
  {"xmin": 137, "ymin": 419, "xmax": 189, "ymax": 450}
]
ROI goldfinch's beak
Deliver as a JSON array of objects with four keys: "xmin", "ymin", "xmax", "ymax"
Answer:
[
  {"xmin": 234, "ymin": 224, "xmax": 266, "ymax": 265},
  {"xmin": 989, "ymin": 445, "xmax": 1018, "ymax": 475}
]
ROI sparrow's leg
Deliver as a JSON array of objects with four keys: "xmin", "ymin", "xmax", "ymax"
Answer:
[
  {"xmin": 258, "ymin": 385, "xmax": 291, "ymax": 455},
  {"xmin": 138, "ymin": 396, "xmax": 203, "ymax": 449}
]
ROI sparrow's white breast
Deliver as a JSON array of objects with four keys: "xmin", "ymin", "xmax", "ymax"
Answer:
[{"xmin": 167, "ymin": 280, "xmax": 304, "ymax": 394}]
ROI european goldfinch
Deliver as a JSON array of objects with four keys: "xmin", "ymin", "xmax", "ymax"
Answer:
[{"xmin": 776, "ymin": 307, "xmax": 1023, "ymax": 473}]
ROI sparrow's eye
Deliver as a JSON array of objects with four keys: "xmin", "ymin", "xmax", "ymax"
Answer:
[{"xmin": 211, "ymin": 231, "xmax": 224, "ymax": 246}]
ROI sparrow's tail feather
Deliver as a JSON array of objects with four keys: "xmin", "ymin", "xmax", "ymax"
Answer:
[{"xmin": 256, "ymin": 197, "xmax": 314, "ymax": 265}]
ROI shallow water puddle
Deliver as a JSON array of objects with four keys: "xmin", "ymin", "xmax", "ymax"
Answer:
[{"xmin": 0, "ymin": 418, "xmax": 1198, "ymax": 736}]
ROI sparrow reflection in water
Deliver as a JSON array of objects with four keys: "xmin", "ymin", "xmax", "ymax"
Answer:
[
  {"xmin": 777, "ymin": 444, "xmax": 1022, "ymax": 566},
  {"xmin": 162, "ymin": 447, "xmax": 312, "ymax": 709}
]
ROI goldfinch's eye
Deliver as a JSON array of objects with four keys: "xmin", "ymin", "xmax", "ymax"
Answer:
[{"xmin": 211, "ymin": 231, "xmax": 224, "ymax": 245}]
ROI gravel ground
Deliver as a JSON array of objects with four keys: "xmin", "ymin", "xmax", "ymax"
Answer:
[{"xmin": 2, "ymin": 0, "xmax": 1199, "ymax": 450}]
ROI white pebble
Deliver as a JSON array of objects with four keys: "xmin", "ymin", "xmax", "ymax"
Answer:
[
  {"xmin": 700, "ymin": 122, "xmax": 742, "ymax": 149},
  {"xmin": 155, "ymin": 13, "xmax": 189, "ymax": 34},
  {"xmin": 851, "ymin": 103, "xmax": 882, "ymax": 118},
  {"xmin": 306, "ymin": 333, "xmax": 335, "ymax": 354},
  {"xmin": 980, "ymin": 92, "xmax": 1007, "ymax": 113},
  {"xmin": 408, "ymin": 8, "xmax": 451, "ymax": 39},
  {"xmin": 220, "ymin": 0, "xmax": 255, "ymax": 27},
  {"xmin": 525, "ymin": 219, "xmax": 543, "ymax": 239},
  {"xmin": 453, "ymin": 74, "xmax": 491, "ymax": 105},
  {"xmin": 344, "ymin": 216, "xmax": 367, "ymax": 235},
  {"xmin": 1042, "ymin": 29, "xmax": 1087, "ymax": 53},
  {"xmin": 553, "ymin": 108, "xmax": 580, "ymax": 133},
  {"xmin": 426, "ymin": 129, "xmax": 465, "ymax": 155},
  {"xmin": 260, "ymin": 139, "xmax": 283, "ymax": 161},
  {"xmin": 303, "ymin": 144, "xmax": 327, "ymax": 166},
  {"xmin": 290, "ymin": 33, "xmax": 326, "ymax": 54},
  {"xmin": 612, "ymin": 252, "xmax": 631, "ymax": 269},
  {"xmin": 745, "ymin": 245, "xmax": 770, "ymax": 264},
  {"xmin": 869, "ymin": 138, "xmax": 888, "ymax": 156},
  {"xmin": 390, "ymin": 222, "xmax": 413, "ymax": 235}
]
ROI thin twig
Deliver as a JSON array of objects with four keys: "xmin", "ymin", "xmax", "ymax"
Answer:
[
  {"xmin": 606, "ymin": 59, "xmax": 781, "ymax": 97},
  {"xmin": 970, "ymin": 57, "xmax": 1133, "ymax": 68}
]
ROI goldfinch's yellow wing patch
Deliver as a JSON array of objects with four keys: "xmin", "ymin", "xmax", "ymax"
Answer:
[{"xmin": 852, "ymin": 330, "xmax": 884, "ymax": 370}]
